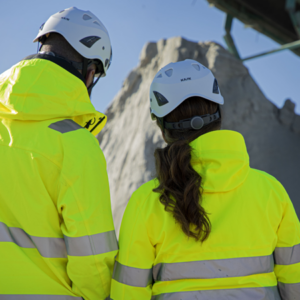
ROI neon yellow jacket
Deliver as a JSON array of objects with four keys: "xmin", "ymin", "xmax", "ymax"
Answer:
[
  {"xmin": 111, "ymin": 130, "xmax": 300, "ymax": 300},
  {"xmin": 0, "ymin": 54, "xmax": 118, "ymax": 300}
]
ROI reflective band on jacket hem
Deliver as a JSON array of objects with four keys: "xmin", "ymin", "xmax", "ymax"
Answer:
[
  {"xmin": 153, "ymin": 254, "xmax": 274, "ymax": 281},
  {"xmin": 0, "ymin": 295, "xmax": 82, "ymax": 300},
  {"xmin": 0, "ymin": 222, "xmax": 67, "ymax": 258},
  {"xmin": 64, "ymin": 230, "xmax": 118, "ymax": 256},
  {"xmin": 49, "ymin": 119, "xmax": 82, "ymax": 134},
  {"xmin": 278, "ymin": 282, "xmax": 300, "ymax": 300},
  {"xmin": 113, "ymin": 261, "xmax": 153, "ymax": 287},
  {"xmin": 151, "ymin": 286, "xmax": 281, "ymax": 300},
  {"xmin": 274, "ymin": 244, "xmax": 300, "ymax": 265}
]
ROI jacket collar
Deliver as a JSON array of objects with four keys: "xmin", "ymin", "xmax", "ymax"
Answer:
[{"xmin": 23, "ymin": 53, "xmax": 85, "ymax": 84}]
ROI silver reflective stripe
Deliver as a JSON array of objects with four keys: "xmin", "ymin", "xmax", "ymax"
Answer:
[
  {"xmin": 151, "ymin": 286, "xmax": 281, "ymax": 300},
  {"xmin": 64, "ymin": 230, "xmax": 118, "ymax": 256},
  {"xmin": 153, "ymin": 254, "xmax": 274, "ymax": 281},
  {"xmin": 49, "ymin": 119, "xmax": 82, "ymax": 134},
  {"xmin": 113, "ymin": 261, "xmax": 152, "ymax": 287},
  {"xmin": 0, "ymin": 295, "xmax": 82, "ymax": 299},
  {"xmin": 274, "ymin": 244, "xmax": 300, "ymax": 265},
  {"xmin": 278, "ymin": 282, "xmax": 300, "ymax": 300},
  {"xmin": 0, "ymin": 222, "xmax": 67, "ymax": 258}
]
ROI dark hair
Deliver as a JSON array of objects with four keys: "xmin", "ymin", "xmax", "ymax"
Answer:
[
  {"xmin": 153, "ymin": 96, "xmax": 221, "ymax": 242},
  {"xmin": 40, "ymin": 33, "xmax": 83, "ymax": 62}
]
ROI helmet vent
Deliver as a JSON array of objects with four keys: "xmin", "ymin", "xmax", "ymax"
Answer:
[
  {"xmin": 83, "ymin": 14, "xmax": 92, "ymax": 20},
  {"xmin": 80, "ymin": 36, "xmax": 101, "ymax": 48},
  {"xmin": 39, "ymin": 22, "xmax": 45, "ymax": 32},
  {"xmin": 93, "ymin": 21, "xmax": 101, "ymax": 27},
  {"xmin": 153, "ymin": 91, "xmax": 169, "ymax": 106},
  {"xmin": 157, "ymin": 74, "xmax": 162, "ymax": 78},
  {"xmin": 59, "ymin": 10, "xmax": 65, "ymax": 13},
  {"xmin": 165, "ymin": 69, "xmax": 173, "ymax": 77},
  {"xmin": 213, "ymin": 79, "xmax": 219, "ymax": 94},
  {"xmin": 192, "ymin": 64, "xmax": 200, "ymax": 71}
]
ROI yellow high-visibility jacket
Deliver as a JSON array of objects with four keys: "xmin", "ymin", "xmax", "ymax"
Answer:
[
  {"xmin": 0, "ymin": 54, "xmax": 118, "ymax": 300},
  {"xmin": 111, "ymin": 130, "xmax": 300, "ymax": 300}
]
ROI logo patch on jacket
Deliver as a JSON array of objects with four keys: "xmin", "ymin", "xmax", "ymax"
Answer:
[{"xmin": 85, "ymin": 116, "xmax": 106, "ymax": 133}]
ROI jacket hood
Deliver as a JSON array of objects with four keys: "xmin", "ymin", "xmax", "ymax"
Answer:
[
  {"xmin": 0, "ymin": 54, "xmax": 106, "ymax": 136},
  {"xmin": 190, "ymin": 130, "xmax": 250, "ymax": 193}
]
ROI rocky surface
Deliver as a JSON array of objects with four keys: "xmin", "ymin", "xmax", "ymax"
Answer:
[{"xmin": 98, "ymin": 37, "xmax": 300, "ymax": 234}]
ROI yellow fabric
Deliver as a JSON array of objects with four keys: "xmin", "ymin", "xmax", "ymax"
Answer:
[
  {"xmin": 111, "ymin": 130, "xmax": 300, "ymax": 299},
  {"xmin": 0, "ymin": 58, "xmax": 107, "ymax": 135},
  {"xmin": 0, "ymin": 57, "xmax": 117, "ymax": 299}
]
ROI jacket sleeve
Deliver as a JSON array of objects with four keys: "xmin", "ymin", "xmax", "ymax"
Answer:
[
  {"xmin": 110, "ymin": 189, "xmax": 155, "ymax": 300},
  {"xmin": 274, "ymin": 185, "xmax": 300, "ymax": 300},
  {"xmin": 57, "ymin": 131, "xmax": 118, "ymax": 300}
]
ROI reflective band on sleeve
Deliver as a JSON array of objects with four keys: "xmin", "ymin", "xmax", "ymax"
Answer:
[
  {"xmin": 49, "ymin": 119, "xmax": 82, "ymax": 134},
  {"xmin": 0, "ymin": 221, "xmax": 67, "ymax": 258},
  {"xmin": 64, "ymin": 230, "xmax": 118, "ymax": 256},
  {"xmin": 151, "ymin": 286, "xmax": 281, "ymax": 300},
  {"xmin": 113, "ymin": 261, "xmax": 153, "ymax": 287},
  {"xmin": 153, "ymin": 254, "xmax": 273, "ymax": 281},
  {"xmin": 0, "ymin": 295, "xmax": 82, "ymax": 299},
  {"xmin": 278, "ymin": 282, "xmax": 300, "ymax": 300},
  {"xmin": 274, "ymin": 244, "xmax": 300, "ymax": 265}
]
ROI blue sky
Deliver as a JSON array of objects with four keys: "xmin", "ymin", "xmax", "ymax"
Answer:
[{"xmin": 1, "ymin": 0, "xmax": 299, "ymax": 114}]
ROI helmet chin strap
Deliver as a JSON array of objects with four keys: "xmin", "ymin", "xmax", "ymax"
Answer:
[
  {"xmin": 87, "ymin": 75, "xmax": 101, "ymax": 96},
  {"xmin": 82, "ymin": 57, "xmax": 102, "ymax": 96}
]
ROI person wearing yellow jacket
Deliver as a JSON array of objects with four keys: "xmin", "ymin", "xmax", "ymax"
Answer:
[
  {"xmin": 111, "ymin": 60, "xmax": 300, "ymax": 299},
  {"xmin": 0, "ymin": 7, "xmax": 117, "ymax": 300}
]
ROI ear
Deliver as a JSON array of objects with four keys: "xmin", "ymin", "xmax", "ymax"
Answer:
[{"xmin": 85, "ymin": 68, "xmax": 96, "ymax": 88}]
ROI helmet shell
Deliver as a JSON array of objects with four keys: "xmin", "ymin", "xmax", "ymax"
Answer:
[
  {"xmin": 150, "ymin": 59, "xmax": 224, "ymax": 118},
  {"xmin": 33, "ymin": 7, "xmax": 112, "ymax": 77}
]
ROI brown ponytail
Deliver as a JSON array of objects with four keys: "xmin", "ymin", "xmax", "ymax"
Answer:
[{"xmin": 153, "ymin": 97, "xmax": 221, "ymax": 242}]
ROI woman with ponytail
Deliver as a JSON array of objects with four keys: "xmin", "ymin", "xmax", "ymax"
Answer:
[{"xmin": 111, "ymin": 60, "xmax": 300, "ymax": 300}]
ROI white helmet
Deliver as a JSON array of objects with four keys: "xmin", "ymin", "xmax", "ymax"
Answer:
[
  {"xmin": 150, "ymin": 59, "xmax": 224, "ymax": 130},
  {"xmin": 33, "ymin": 7, "xmax": 112, "ymax": 77}
]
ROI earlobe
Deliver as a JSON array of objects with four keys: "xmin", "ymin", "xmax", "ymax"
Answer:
[{"xmin": 85, "ymin": 69, "xmax": 95, "ymax": 88}]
